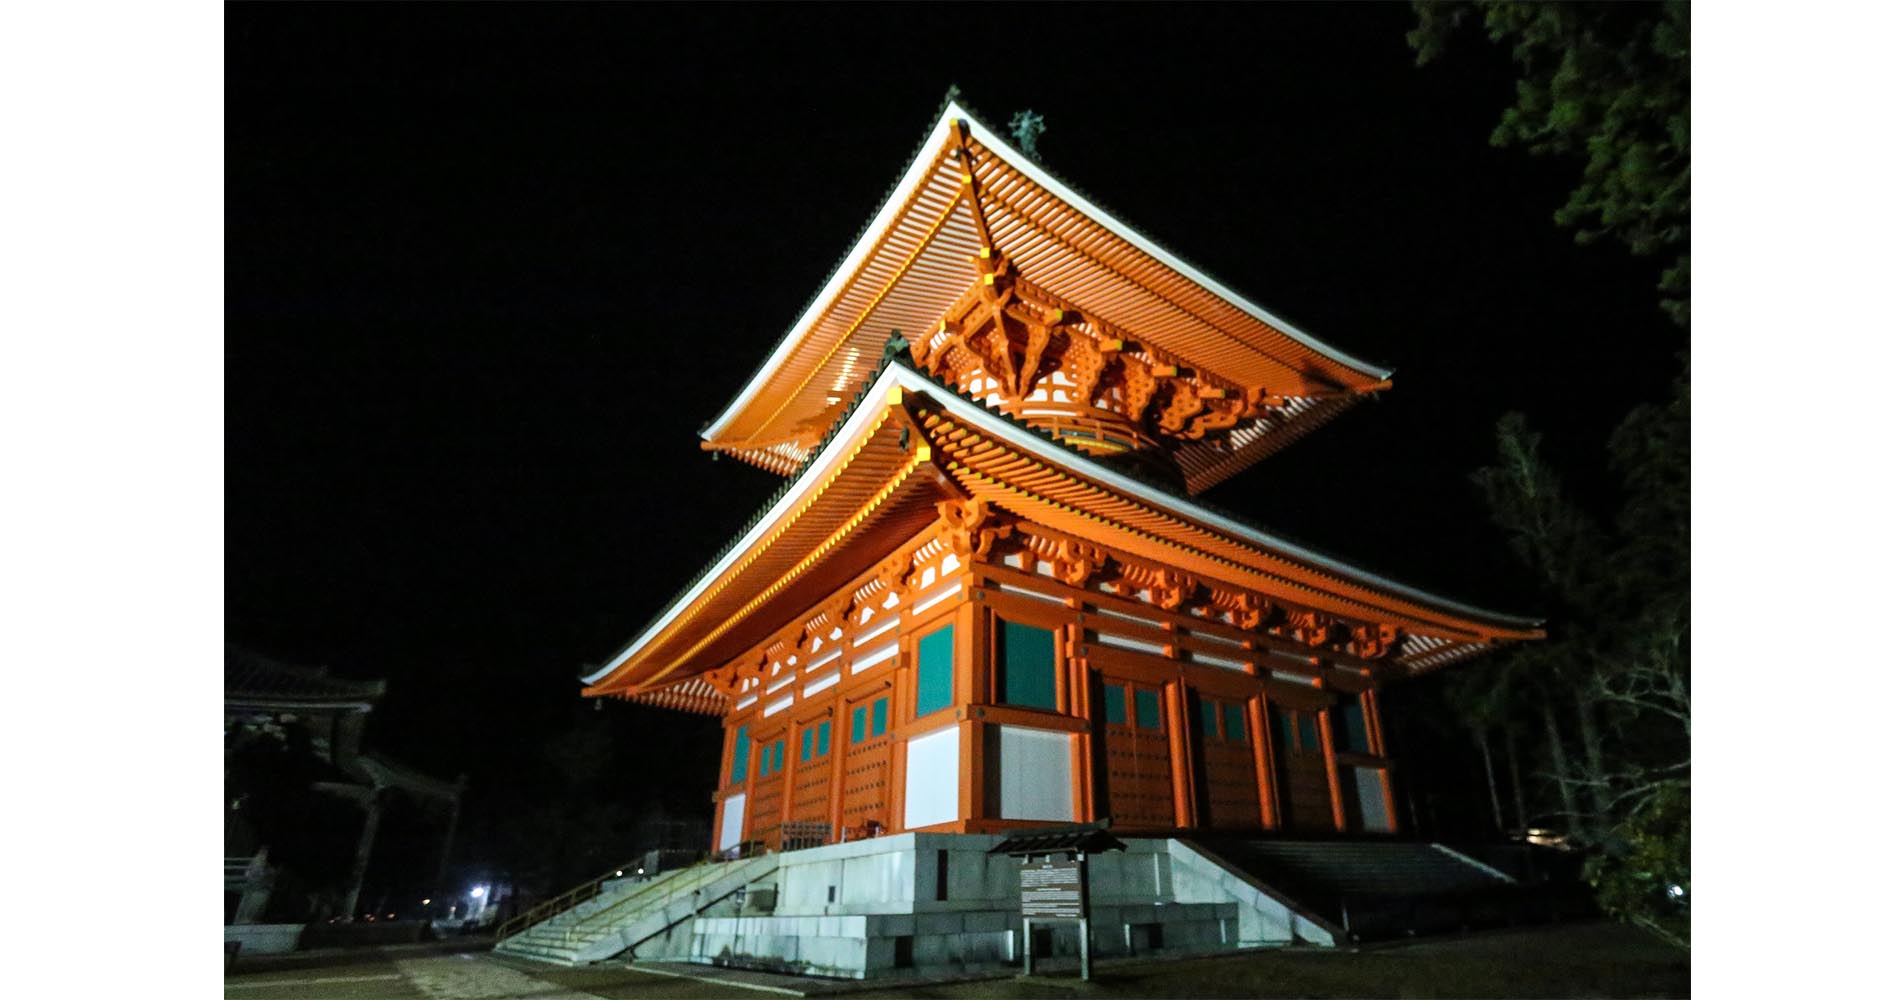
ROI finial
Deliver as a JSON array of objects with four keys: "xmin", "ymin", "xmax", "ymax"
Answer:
[
  {"xmin": 1009, "ymin": 110, "xmax": 1047, "ymax": 160},
  {"xmin": 882, "ymin": 328, "xmax": 911, "ymax": 363}
]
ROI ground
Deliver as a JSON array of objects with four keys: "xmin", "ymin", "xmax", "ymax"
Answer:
[{"xmin": 224, "ymin": 922, "xmax": 1687, "ymax": 999}]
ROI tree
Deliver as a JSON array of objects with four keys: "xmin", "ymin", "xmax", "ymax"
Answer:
[
  {"xmin": 1463, "ymin": 400, "xmax": 1689, "ymax": 947},
  {"xmin": 1409, "ymin": 1, "xmax": 1690, "ymax": 325}
]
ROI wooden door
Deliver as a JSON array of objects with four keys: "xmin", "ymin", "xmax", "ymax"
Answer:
[{"xmin": 1098, "ymin": 677, "xmax": 1176, "ymax": 828}]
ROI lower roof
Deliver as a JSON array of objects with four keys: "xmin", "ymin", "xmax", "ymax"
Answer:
[{"xmin": 584, "ymin": 359, "xmax": 1540, "ymax": 697}]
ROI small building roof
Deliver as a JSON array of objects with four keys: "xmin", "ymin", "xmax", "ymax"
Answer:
[
  {"xmin": 225, "ymin": 645, "xmax": 385, "ymax": 712},
  {"xmin": 989, "ymin": 819, "xmax": 1128, "ymax": 857}
]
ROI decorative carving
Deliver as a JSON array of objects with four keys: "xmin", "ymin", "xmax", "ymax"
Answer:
[
  {"xmin": 1351, "ymin": 623, "xmax": 1401, "ymax": 660},
  {"xmin": 1118, "ymin": 356, "xmax": 1159, "ymax": 417},
  {"xmin": 1208, "ymin": 590, "xmax": 1269, "ymax": 630},
  {"xmin": 1064, "ymin": 323, "xmax": 1108, "ymax": 405},
  {"xmin": 1186, "ymin": 398, "xmax": 1243, "ymax": 440},
  {"xmin": 937, "ymin": 497, "xmax": 1014, "ymax": 561},
  {"xmin": 1289, "ymin": 610, "xmax": 1339, "ymax": 649},
  {"xmin": 1050, "ymin": 538, "xmax": 1109, "ymax": 587},
  {"xmin": 1018, "ymin": 322, "xmax": 1053, "ymax": 397},
  {"xmin": 1155, "ymin": 380, "xmax": 1205, "ymax": 435},
  {"xmin": 874, "ymin": 551, "xmax": 913, "ymax": 598},
  {"xmin": 1150, "ymin": 568, "xmax": 1194, "ymax": 611}
]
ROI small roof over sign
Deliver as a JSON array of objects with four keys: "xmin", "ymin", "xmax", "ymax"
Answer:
[{"xmin": 988, "ymin": 818, "xmax": 1127, "ymax": 857}]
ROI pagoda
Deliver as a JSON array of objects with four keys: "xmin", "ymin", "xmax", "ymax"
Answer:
[{"xmin": 581, "ymin": 97, "xmax": 1540, "ymax": 873}]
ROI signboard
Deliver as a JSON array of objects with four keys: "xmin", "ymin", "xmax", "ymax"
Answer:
[{"xmin": 1019, "ymin": 860, "xmax": 1085, "ymax": 918}]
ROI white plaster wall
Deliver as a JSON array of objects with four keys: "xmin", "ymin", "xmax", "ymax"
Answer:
[
  {"xmin": 997, "ymin": 727, "xmax": 1073, "ymax": 821},
  {"xmin": 1351, "ymin": 768, "xmax": 1393, "ymax": 832},
  {"xmin": 903, "ymin": 726, "xmax": 960, "ymax": 830},
  {"xmin": 718, "ymin": 793, "xmax": 746, "ymax": 851}
]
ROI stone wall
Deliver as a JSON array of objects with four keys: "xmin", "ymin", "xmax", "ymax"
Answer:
[{"xmin": 683, "ymin": 833, "xmax": 1299, "ymax": 979}]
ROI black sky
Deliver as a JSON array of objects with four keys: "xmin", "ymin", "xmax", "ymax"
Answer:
[{"xmin": 226, "ymin": 4, "xmax": 1681, "ymax": 819}]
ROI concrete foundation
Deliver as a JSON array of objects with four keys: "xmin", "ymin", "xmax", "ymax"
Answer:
[{"xmin": 684, "ymin": 833, "xmax": 1326, "ymax": 979}]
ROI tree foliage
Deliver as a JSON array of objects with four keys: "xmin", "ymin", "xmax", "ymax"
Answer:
[
  {"xmin": 1458, "ymin": 394, "xmax": 1689, "ymax": 947},
  {"xmin": 1409, "ymin": 1, "xmax": 1690, "ymax": 324}
]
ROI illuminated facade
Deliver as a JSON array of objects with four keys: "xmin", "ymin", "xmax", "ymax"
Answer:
[{"xmin": 580, "ymin": 99, "xmax": 1542, "ymax": 857}]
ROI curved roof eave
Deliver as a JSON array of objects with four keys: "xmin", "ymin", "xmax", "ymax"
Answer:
[
  {"xmin": 595, "ymin": 363, "xmax": 1538, "ymax": 689},
  {"xmin": 701, "ymin": 99, "xmax": 1393, "ymax": 443}
]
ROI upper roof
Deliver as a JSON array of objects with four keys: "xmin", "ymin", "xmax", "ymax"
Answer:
[
  {"xmin": 700, "ymin": 98, "xmax": 1394, "ymax": 486},
  {"xmin": 585, "ymin": 359, "xmax": 1539, "ymax": 697}
]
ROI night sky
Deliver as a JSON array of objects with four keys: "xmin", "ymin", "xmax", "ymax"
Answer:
[{"xmin": 226, "ymin": 4, "xmax": 1682, "ymax": 867}]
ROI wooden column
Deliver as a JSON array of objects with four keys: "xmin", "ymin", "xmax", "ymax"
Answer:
[
  {"xmin": 826, "ymin": 702, "xmax": 848, "ymax": 842},
  {"xmin": 1364, "ymin": 689, "xmax": 1401, "ymax": 834},
  {"xmin": 1247, "ymin": 695, "xmax": 1278, "ymax": 829},
  {"xmin": 957, "ymin": 598, "xmax": 988, "ymax": 822},
  {"xmin": 889, "ymin": 652, "xmax": 911, "ymax": 831},
  {"xmin": 1164, "ymin": 680, "xmax": 1197, "ymax": 829},
  {"xmin": 778, "ymin": 724, "xmax": 797, "ymax": 838},
  {"xmin": 1070, "ymin": 632, "xmax": 1094, "ymax": 822},
  {"xmin": 1317, "ymin": 703, "xmax": 1347, "ymax": 833}
]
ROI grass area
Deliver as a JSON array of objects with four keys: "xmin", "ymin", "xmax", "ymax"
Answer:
[{"xmin": 522, "ymin": 920, "xmax": 1686, "ymax": 1000}]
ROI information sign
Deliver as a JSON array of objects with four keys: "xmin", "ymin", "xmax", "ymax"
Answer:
[{"xmin": 1019, "ymin": 859, "xmax": 1085, "ymax": 919}]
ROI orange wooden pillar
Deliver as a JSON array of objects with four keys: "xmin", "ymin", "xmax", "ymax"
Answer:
[
  {"xmin": 1247, "ymin": 695, "xmax": 1278, "ymax": 829},
  {"xmin": 1164, "ymin": 679, "xmax": 1197, "ymax": 829},
  {"xmin": 955, "ymin": 597, "xmax": 988, "ymax": 823},
  {"xmin": 1066, "ymin": 619, "xmax": 1095, "ymax": 822},
  {"xmin": 826, "ymin": 706, "xmax": 849, "ymax": 842},
  {"xmin": 1317, "ymin": 704, "xmax": 1347, "ymax": 833}
]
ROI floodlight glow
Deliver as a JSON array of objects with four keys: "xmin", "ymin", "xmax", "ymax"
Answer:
[
  {"xmin": 1667, "ymin": 884, "xmax": 1685, "ymax": 899},
  {"xmin": 615, "ymin": 870, "xmax": 623, "ymax": 877},
  {"xmin": 470, "ymin": 886, "xmax": 487, "ymax": 899}
]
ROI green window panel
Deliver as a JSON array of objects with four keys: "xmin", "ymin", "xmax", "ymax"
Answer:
[
  {"xmin": 801, "ymin": 728, "xmax": 814, "ymax": 763},
  {"xmin": 1298, "ymin": 713, "xmax": 1321, "ymax": 752},
  {"xmin": 871, "ymin": 697, "xmax": 889, "ymax": 737},
  {"xmin": 817, "ymin": 720, "xmax": 831, "ymax": 756},
  {"xmin": 1338, "ymin": 699, "xmax": 1371, "ymax": 753},
  {"xmin": 1199, "ymin": 699, "xmax": 1219, "ymax": 737},
  {"xmin": 915, "ymin": 625, "xmax": 955, "ymax": 718},
  {"xmin": 1134, "ymin": 689, "xmax": 1162, "ymax": 729},
  {"xmin": 730, "ymin": 727, "xmax": 750, "ymax": 785},
  {"xmin": 1101, "ymin": 683, "xmax": 1127, "ymax": 725},
  {"xmin": 1223, "ymin": 704, "xmax": 1247, "ymax": 743},
  {"xmin": 773, "ymin": 741, "xmax": 785, "ymax": 772},
  {"xmin": 851, "ymin": 706, "xmax": 867, "ymax": 744},
  {"xmin": 1274, "ymin": 707, "xmax": 1295, "ymax": 749},
  {"xmin": 997, "ymin": 619, "xmax": 1058, "ymax": 710}
]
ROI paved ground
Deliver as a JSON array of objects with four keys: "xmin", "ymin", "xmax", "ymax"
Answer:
[{"xmin": 223, "ymin": 922, "xmax": 1687, "ymax": 999}]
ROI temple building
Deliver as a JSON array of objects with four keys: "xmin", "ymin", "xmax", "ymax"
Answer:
[{"xmin": 502, "ymin": 98, "xmax": 1545, "ymax": 975}]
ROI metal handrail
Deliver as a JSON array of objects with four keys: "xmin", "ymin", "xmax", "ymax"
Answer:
[
  {"xmin": 495, "ymin": 853, "xmax": 660, "ymax": 941},
  {"xmin": 555, "ymin": 856, "xmax": 737, "ymax": 947}
]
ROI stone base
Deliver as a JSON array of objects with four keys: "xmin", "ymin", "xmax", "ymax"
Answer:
[{"xmin": 680, "ymin": 833, "xmax": 1316, "ymax": 979}]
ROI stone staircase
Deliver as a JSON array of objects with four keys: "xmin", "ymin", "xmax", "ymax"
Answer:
[
  {"xmin": 495, "ymin": 854, "xmax": 777, "ymax": 966},
  {"xmin": 1185, "ymin": 838, "xmax": 1546, "ymax": 941}
]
